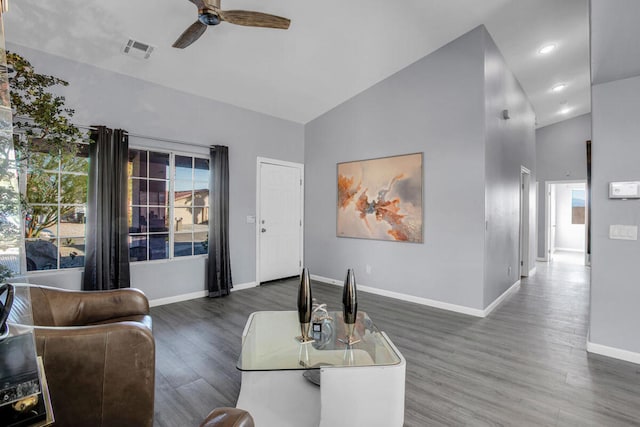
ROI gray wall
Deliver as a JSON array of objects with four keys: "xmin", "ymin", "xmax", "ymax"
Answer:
[
  {"xmin": 9, "ymin": 43, "xmax": 304, "ymax": 300},
  {"xmin": 535, "ymin": 113, "xmax": 591, "ymax": 258},
  {"xmin": 305, "ymin": 26, "xmax": 534, "ymax": 311},
  {"xmin": 590, "ymin": 75, "xmax": 640, "ymax": 353},
  {"xmin": 483, "ymin": 32, "xmax": 536, "ymax": 307}
]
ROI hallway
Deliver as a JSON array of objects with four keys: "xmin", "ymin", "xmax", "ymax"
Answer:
[{"xmin": 151, "ymin": 261, "xmax": 640, "ymax": 426}]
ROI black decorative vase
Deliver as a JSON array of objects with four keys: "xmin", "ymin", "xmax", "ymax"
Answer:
[
  {"xmin": 297, "ymin": 268, "xmax": 313, "ymax": 342},
  {"xmin": 341, "ymin": 269, "xmax": 360, "ymax": 345}
]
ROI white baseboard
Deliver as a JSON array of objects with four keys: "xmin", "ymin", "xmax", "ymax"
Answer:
[
  {"xmin": 150, "ymin": 290, "xmax": 207, "ymax": 307},
  {"xmin": 231, "ymin": 281, "xmax": 259, "ymax": 292},
  {"xmin": 482, "ymin": 280, "xmax": 520, "ymax": 317},
  {"xmin": 311, "ymin": 274, "xmax": 488, "ymax": 317},
  {"xmin": 528, "ymin": 267, "xmax": 537, "ymax": 276},
  {"xmin": 554, "ymin": 248, "xmax": 584, "ymax": 253},
  {"xmin": 536, "ymin": 257, "xmax": 547, "ymax": 262},
  {"xmin": 310, "ymin": 274, "xmax": 521, "ymax": 318},
  {"xmin": 587, "ymin": 341, "xmax": 640, "ymax": 365},
  {"xmin": 149, "ymin": 281, "xmax": 257, "ymax": 307}
]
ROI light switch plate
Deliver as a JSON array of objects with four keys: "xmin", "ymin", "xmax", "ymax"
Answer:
[
  {"xmin": 246, "ymin": 215, "xmax": 256, "ymax": 224},
  {"xmin": 609, "ymin": 225, "xmax": 638, "ymax": 240}
]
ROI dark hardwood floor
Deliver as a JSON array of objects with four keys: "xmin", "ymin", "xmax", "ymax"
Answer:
[{"xmin": 151, "ymin": 261, "xmax": 640, "ymax": 426}]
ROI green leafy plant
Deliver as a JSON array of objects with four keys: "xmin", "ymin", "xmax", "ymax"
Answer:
[
  {"xmin": 7, "ymin": 51, "xmax": 85, "ymax": 158},
  {"xmin": 5, "ymin": 52, "xmax": 88, "ymax": 239},
  {"xmin": 0, "ymin": 264, "xmax": 13, "ymax": 282}
]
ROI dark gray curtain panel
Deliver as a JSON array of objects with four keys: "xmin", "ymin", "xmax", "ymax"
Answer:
[
  {"xmin": 207, "ymin": 145, "xmax": 232, "ymax": 297},
  {"xmin": 83, "ymin": 127, "xmax": 130, "ymax": 290}
]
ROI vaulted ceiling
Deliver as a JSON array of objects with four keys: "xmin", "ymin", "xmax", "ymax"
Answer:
[{"xmin": 4, "ymin": 0, "xmax": 589, "ymax": 127}]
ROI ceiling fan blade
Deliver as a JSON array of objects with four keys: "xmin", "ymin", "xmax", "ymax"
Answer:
[
  {"xmin": 172, "ymin": 21, "xmax": 208, "ymax": 49},
  {"xmin": 219, "ymin": 10, "xmax": 291, "ymax": 29}
]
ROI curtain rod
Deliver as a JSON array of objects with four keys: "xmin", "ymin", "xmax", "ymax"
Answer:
[
  {"xmin": 75, "ymin": 124, "xmax": 209, "ymax": 149},
  {"xmin": 13, "ymin": 116, "xmax": 209, "ymax": 149}
]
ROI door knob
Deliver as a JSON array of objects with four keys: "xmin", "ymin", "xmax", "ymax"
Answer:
[{"xmin": 261, "ymin": 228, "xmax": 267, "ymax": 233}]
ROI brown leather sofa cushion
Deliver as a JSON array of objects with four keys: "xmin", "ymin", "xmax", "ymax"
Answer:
[
  {"xmin": 200, "ymin": 407, "xmax": 255, "ymax": 427},
  {"xmin": 28, "ymin": 285, "xmax": 150, "ymax": 326}
]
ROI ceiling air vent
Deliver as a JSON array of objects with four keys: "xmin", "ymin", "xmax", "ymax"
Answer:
[{"xmin": 121, "ymin": 38, "xmax": 155, "ymax": 60}]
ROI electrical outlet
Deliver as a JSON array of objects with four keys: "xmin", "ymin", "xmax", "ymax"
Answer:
[{"xmin": 365, "ymin": 264, "xmax": 372, "ymax": 274}]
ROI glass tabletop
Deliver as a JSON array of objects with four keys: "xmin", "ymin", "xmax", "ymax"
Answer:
[{"xmin": 236, "ymin": 311, "xmax": 402, "ymax": 371}]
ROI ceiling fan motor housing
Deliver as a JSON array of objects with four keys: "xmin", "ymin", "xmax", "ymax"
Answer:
[{"xmin": 199, "ymin": 12, "xmax": 221, "ymax": 25}]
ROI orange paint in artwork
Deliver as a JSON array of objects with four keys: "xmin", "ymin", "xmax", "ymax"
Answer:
[{"xmin": 338, "ymin": 174, "xmax": 361, "ymax": 209}]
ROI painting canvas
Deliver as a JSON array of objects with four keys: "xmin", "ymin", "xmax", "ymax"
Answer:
[{"xmin": 337, "ymin": 153, "xmax": 423, "ymax": 242}]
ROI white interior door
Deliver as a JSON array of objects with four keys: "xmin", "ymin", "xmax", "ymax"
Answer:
[
  {"xmin": 519, "ymin": 168, "xmax": 530, "ymax": 277},
  {"xmin": 257, "ymin": 160, "xmax": 303, "ymax": 283},
  {"xmin": 548, "ymin": 184, "xmax": 557, "ymax": 262}
]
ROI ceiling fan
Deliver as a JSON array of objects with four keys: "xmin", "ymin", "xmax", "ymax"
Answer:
[{"xmin": 173, "ymin": 0, "xmax": 291, "ymax": 49}]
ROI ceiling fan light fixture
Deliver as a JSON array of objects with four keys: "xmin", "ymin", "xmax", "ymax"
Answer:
[{"xmin": 199, "ymin": 12, "xmax": 221, "ymax": 26}]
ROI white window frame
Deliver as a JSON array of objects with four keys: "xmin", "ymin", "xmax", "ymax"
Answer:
[
  {"xmin": 128, "ymin": 146, "xmax": 210, "ymax": 263},
  {"xmin": 23, "ymin": 145, "xmax": 89, "ymax": 273}
]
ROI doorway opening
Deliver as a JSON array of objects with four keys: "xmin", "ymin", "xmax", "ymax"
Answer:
[{"xmin": 545, "ymin": 181, "xmax": 587, "ymax": 265}]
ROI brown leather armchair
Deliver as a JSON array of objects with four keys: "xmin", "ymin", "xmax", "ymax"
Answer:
[
  {"xmin": 200, "ymin": 408, "xmax": 255, "ymax": 427},
  {"xmin": 10, "ymin": 284, "xmax": 155, "ymax": 427}
]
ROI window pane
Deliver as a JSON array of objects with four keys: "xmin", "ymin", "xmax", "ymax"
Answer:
[
  {"xmin": 149, "ymin": 152, "xmax": 169, "ymax": 179},
  {"xmin": 129, "ymin": 150, "xmax": 148, "ymax": 178},
  {"xmin": 148, "ymin": 180, "xmax": 168, "ymax": 205},
  {"xmin": 129, "ymin": 236, "xmax": 148, "ymax": 262},
  {"xmin": 149, "ymin": 234, "xmax": 169, "ymax": 260},
  {"xmin": 130, "ymin": 178, "xmax": 148, "ymax": 205},
  {"xmin": 60, "ymin": 173, "xmax": 88, "ymax": 204},
  {"xmin": 25, "ymin": 206, "xmax": 57, "ymax": 239},
  {"xmin": 25, "ymin": 239, "xmax": 58, "ymax": 271},
  {"xmin": 26, "ymin": 172, "xmax": 58, "ymax": 204},
  {"xmin": 129, "ymin": 207, "xmax": 148, "ymax": 233},
  {"xmin": 174, "ymin": 180, "xmax": 192, "ymax": 193},
  {"xmin": 194, "ymin": 207, "xmax": 209, "ymax": 230},
  {"xmin": 175, "ymin": 155, "xmax": 192, "ymax": 181},
  {"xmin": 149, "ymin": 207, "xmax": 169, "ymax": 232},
  {"xmin": 194, "ymin": 158, "xmax": 209, "ymax": 182},
  {"xmin": 572, "ymin": 189, "xmax": 586, "ymax": 224},
  {"xmin": 174, "ymin": 233, "xmax": 193, "ymax": 257},
  {"xmin": 59, "ymin": 206, "xmax": 86, "ymax": 237},
  {"xmin": 60, "ymin": 237, "xmax": 85, "ymax": 269},
  {"xmin": 194, "ymin": 231, "xmax": 208, "ymax": 255},
  {"xmin": 27, "ymin": 150, "xmax": 59, "ymax": 172},
  {"xmin": 193, "ymin": 188, "xmax": 208, "ymax": 206},
  {"xmin": 174, "ymin": 208, "xmax": 193, "ymax": 232}
]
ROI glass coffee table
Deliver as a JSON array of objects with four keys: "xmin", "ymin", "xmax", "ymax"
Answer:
[{"xmin": 235, "ymin": 311, "xmax": 406, "ymax": 427}]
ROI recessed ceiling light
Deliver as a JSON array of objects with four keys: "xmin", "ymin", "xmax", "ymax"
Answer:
[
  {"xmin": 538, "ymin": 44, "xmax": 556, "ymax": 55},
  {"xmin": 559, "ymin": 107, "xmax": 571, "ymax": 115},
  {"xmin": 551, "ymin": 83, "xmax": 567, "ymax": 92}
]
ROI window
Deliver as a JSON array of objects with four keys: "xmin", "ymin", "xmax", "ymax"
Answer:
[
  {"xmin": 571, "ymin": 189, "xmax": 586, "ymax": 224},
  {"xmin": 127, "ymin": 149, "xmax": 209, "ymax": 262},
  {"xmin": 24, "ymin": 145, "xmax": 89, "ymax": 271}
]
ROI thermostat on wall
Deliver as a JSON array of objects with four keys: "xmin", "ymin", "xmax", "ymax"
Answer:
[{"xmin": 609, "ymin": 181, "xmax": 640, "ymax": 199}]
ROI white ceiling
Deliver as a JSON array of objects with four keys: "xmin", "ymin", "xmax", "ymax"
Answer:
[{"xmin": 4, "ymin": 0, "xmax": 589, "ymax": 127}]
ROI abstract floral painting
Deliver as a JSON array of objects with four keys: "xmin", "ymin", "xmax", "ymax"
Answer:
[{"xmin": 337, "ymin": 153, "xmax": 423, "ymax": 242}]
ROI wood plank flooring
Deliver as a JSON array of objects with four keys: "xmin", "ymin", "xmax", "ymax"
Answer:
[{"xmin": 151, "ymin": 261, "xmax": 640, "ymax": 426}]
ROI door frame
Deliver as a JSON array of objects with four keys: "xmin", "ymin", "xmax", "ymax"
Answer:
[
  {"xmin": 519, "ymin": 166, "xmax": 531, "ymax": 277},
  {"xmin": 544, "ymin": 179, "xmax": 588, "ymax": 263},
  {"xmin": 255, "ymin": 157, "xmax": 304, "ymax": 285}
]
